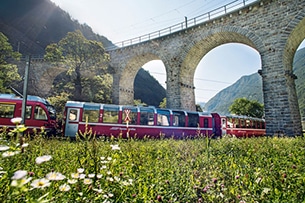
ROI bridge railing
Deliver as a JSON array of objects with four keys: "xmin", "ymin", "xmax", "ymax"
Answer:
[{"xmin": 106, "ymin": 0, "xmax": 258, "ymax": 51}]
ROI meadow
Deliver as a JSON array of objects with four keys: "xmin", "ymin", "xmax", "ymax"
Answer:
[{"xmin": 0, "ymin": 125, "xmax": 305, "ymax": 202}]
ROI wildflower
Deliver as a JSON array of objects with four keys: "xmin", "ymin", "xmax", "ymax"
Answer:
[
  {"xmin": 235, "ymin": 175, "xmax": 240, "ymax": 179},
  {"xmin": 106, "ymin": 177, "xmax": 114, "ymax": 182},
  {"xmin": 79, "ymin": 174, "xmax": 86, "ymax": 179},
  {"xmin": 77, "ymin": 168, "xmax": 84, "ymax": 173},
  {"xmin": 11, "ymin": 117, "xmax": 22, "ymax": 124},
  {"xmin": 88, "ymin": 173, "xmax": 95, "ymax": 178},
  {"xmin": 101, "ymin": 165, "xmax": 107, "ymax": 169},
  {"xmin": 11, "ymin": 177, "xmax": 32, "ymax": 187},
  {"xmin": 107, "ymin": 157, "xmax": 112, "ymax": 161},
  {"xmin": 96, "ymin": 174, "xmax": 103, "ymax": 179},
  {"xmin": 68, "ymin": 179, "xmax": 78, "ymax": 184},
  {"xmin": 11, "ymin": 170, "xmax": 27, "ymax": 180},
  {"xmin": 71, "ymin": 173, "xmax": 79, "ymax": 179},
  {"xmin": 31, "ymin": 178, "xmax": 51, "ymax": 189},
  {"xmin": 93, "ymin": 188, "xmax": 103, "ymax": 193},
  {"xmin": 2, "ymin": 151, "xmax": 20, "ymax": 157},
  {"xmin": 35, "ymin": 155, "xmax": 52, "ymax": 164},
  {"xmin": 46, "ymin": 172, "xmax": 66, "ymax": 181},
  {"xmin": 0, "ymin": 145, "xmax": 9, "ymax": 151},
  {"xmin": 83, "ymin": 178, "xmax": 92, "ymax": 185},
  {"xmin": 100, "ymin": 156, "xmax": 105, "ymax": 160},
  {"xmin": 59, "ymin": 183, "xmax": 71, "ymax": 192},
  {"xmin": 212, "ymin": 178, "xmax": 218, "ymax": 183},
  {"xmin": 114, "ymin": 176, "xmax": 120, "ymax": 182},
  {"xmin": 110, "ymin": 144, "xmax": 120, "ymax": 150},
  {"xmin": 21, "ymin": 143, "xmax": 29, "ymax": 148},
  {"xmin": 156, "ymin": 195, "xmax": 162, "ymax": 202}
]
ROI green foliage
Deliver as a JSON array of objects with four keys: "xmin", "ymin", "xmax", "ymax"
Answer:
[
  {"xmin": 196, "ymin": 104, "xmax": 203, "ymax": 112},
  {"xmin": 47, "ymin": 92, "xmax": 71, "ymax": 121},
  {"xmin": 1, "ymin": 128, "xmax": 305, "ymax": 202},
  {"xmin": 159, "ymin": 98, "xmax": 166, "ymax": 108},
  {"xmin": 229, "ymin": 97, "xmax": 264, "ymax": 118},
  {"xmin": 134, "ymin": 99, "xmax": 146, "ymax": 106},
  {"xmin": 44, "ymin": 30, "xmax": 111, "ymax": 102},
  {"xmin": 0, "ymin": 32, "xmax": 22, "ymax": 93}
]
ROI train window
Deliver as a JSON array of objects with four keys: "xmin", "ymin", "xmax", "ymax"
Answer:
[
  {"xmin": 246, "ymin": 119, "xmax": 251, "ymax": 128},
  {"xmin": 227, "ymin": 117, "xmax": 234, "ymax": 128},
  {"xmin": 25, "ymin": 106, "xmax": 32, "ymax": 119},
  {"xmin": 83, "ymin": 104, "xmax": 100, "ymax": 123},
  {"xmin": 157, "ymin": 109, "xmax": 170, "ymax": 126},
  {"xmin": 34, "ymin": 106, "xmax": 47, "ymax": 120},
  {"xmin": 0, "ymin": 103, "xmax": 15, "ymax": 118},
  {"xmin": 222, "ymin": 118, "xmax": 226, "ymax": 128},
  {"xmin": 172, "ymin": 111, "xmax": 186, "ymax": 127},
  {"xmin": 103, "ymin": 106, "xmax": 119, "ymax": 123},
  {"xmin": 122, "ymin": 107, "xmax": 137, "ymax": 125},
  {"xmin": 204, "ymin": 118, "xmax": 209, "ymax": 128},
  {"xmin": 68, "ymin": 109, "xmax": 78, "ymax": 121},
  {"xmin": 83, "ymin": 109, "xmax": 99, "ymax": 123},
  {"xmin": 188, "ymin": 112, "xmax": 199, "ymax": 127},
  {"xmin": 139, "ymin": 107, "xmax": 154, "ymax": 125},
  {"xmin": 240, "ymin": 119, "xmax": 246, "ymax": 128},
  {"xmin": 234, "ymin": 118, "xmax": 239, "ymax": 128}
]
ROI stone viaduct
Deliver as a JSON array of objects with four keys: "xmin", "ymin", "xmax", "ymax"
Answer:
[{"xmin": 106, "ymin": 0, "xmax": 305, "ymax": 136}]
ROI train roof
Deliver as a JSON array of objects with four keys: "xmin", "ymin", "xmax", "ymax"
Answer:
[
  {"xmin": 65, "ymin": 101, "xmax": 214, "ymax": 116},
  {"xmin": 0, "ymin": 94, "xmax": 51, "ymax": 106}
]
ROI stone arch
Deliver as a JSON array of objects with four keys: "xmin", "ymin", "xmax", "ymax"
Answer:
[
  {"xmin": 32, "ymin": 62, "xmax": 67, "ymax": 97},
  {"xmin": 283, "ymin": 8, "xmax": 305, "ymax": 71},
  {"xmin": 118, "ymin": 52, "xmax": 161, "ymax": 105},
  {"xmin": 180, "ymin": 26, "xmax": 264, "ymax": 110}
]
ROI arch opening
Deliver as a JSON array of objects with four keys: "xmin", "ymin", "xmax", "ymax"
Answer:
[
  {"xmin": 136, "ymin": 60, "xmax": 166, "ymax": 107},
  {"xmin": 293, "ymin": 40, "xmax": 305, "ymax": 131},
  {"xmin": 194, "ymin": 43, "xmax": 262, "ymax": 115}
]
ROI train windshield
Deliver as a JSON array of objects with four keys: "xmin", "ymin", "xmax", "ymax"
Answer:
[{"xmin": 46, "ymin": 105, "xmax": 56, "ymax": 120}]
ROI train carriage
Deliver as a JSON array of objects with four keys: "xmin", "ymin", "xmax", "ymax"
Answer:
[
  {"xmin": 63, "ymin": 101, "xmax": 223, "ymax": 139},
  {"xmin": 0, "ymin": 94, "xmax": 57, "ymax": 135},
  {"xmin": 221, "ymin": 115, "xmax": 266, "ymax": 137}
]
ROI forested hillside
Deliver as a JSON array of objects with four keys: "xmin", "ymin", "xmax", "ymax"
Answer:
[
  {"xmin": 205, "ymin": 47, "xmax": 305, "ymax": 119},
  {"xmin": 0, "ymin": 0, "xmax": 166, "ymax": 106}
]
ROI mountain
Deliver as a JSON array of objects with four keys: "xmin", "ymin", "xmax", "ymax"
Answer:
[
  {"xmin": 0, "ymin": 0, "xmax": 113, "ymax": 55},
  {"xmin": 204, "ymin": 72, "xmax": 263, "ymax": 115},
  {"xmin": 134, "ymin": 69, "xmax": 166, "ymax": 106},
  {"xmin": 0, "ymin": 0, "xmax": 166, "ymax": 106},
  {"xmin": 205, "ymin": 47, "xmax": 305, "ymax": 118}
]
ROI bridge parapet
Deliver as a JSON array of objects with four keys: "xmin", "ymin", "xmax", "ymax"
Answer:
[{"xmin": 106, "ymin": 0, "xmax": 258, "ymax": 51}]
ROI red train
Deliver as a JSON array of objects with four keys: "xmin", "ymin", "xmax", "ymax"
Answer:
[
  {"xmin": 62, "ymin": 101, "xmax": 266, "ymax": 138},
  {"xmin": 0, "ymin": 94, "xmax": 265, "ymax": 138},
  {"xmin": 0, "ymin": 94, "xmax": 57, "ymax": 135}
]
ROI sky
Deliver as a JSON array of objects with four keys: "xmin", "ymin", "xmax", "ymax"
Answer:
[{"xmin": 50, "ymin": 0, "xmax": 305, "ymax": 103}]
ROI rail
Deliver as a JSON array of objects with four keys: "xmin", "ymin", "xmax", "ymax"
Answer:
[{"xmin": 106, "ymin": 0, "xmax": 258, "ymax": 51}]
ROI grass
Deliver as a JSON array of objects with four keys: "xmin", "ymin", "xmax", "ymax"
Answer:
[{"xmin": 0, "ymin": 127, "xmax": 305, "ymax": 202}]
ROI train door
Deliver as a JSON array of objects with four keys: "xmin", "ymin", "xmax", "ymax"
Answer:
[
  {"xmin": 211, "ymin": 113, "xmax": 222, "ymax": 137},
  {"xmin": 65, "ymin": 108, "xmax": 79, "ymax": 137},
  {"xmin": 221, "ymin": 116, "xmax": 227, "ymax": 135}
]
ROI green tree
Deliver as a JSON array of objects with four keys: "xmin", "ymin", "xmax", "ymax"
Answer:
[
  {"xmin": 0, "ymin": 32, "xmax": 21, "ymax": 92},
  {"xmin": 229, "ymin": 97, "xmax": 264, "ymax": 118},
  {"xmin": 159, "ymin": 98, "xmax": 166, "ymax": 108},
  {"xmin": 44, "ymin": 30, "xmax": 110, "ymax": 101}
]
